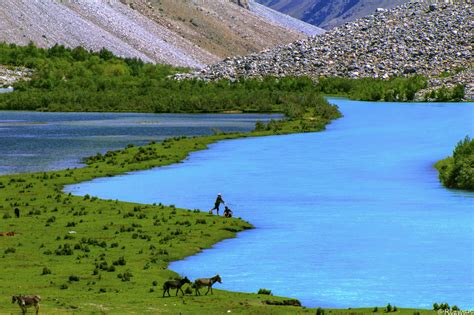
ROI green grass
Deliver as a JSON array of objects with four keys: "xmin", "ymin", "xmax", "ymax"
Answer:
[{"xmin": 0, "ymin": 110, "xmax": 349, "ymax": 314}]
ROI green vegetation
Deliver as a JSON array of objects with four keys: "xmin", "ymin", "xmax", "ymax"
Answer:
[
  {"xmin": 423, "ymin": 85, "xmax": 465, "ymax": 102},
  {"xmin": 435, "ymin": 136, "xmax": 474, "ymax": 191},
  {"xmin": 0, "ymin": 90, "xmax": 341, "ymax": 313},
  {"xmin": 0, "ymin": 42, "xmax": 333, "ymax": 114},
  {"xmin": 0, "ymin": 42, "xmax": 454, "ymax": 313},
  {"xmin": 316, "ymin": 76, "xmax": 431, "ymax": 102}
]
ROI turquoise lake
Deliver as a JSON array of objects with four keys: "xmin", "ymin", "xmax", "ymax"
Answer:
[{"xmin": 66, "ymin": 99, "xmax": 474, "ymax": 308}]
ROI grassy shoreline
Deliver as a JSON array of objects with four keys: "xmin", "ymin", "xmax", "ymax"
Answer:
[
  {"xmin": 0, "ymin": 111, "xmax": 444, "ymax": 314},
  {"xmin": 0, "ymin": 111, "xmax": 343, "ymax": 314}
]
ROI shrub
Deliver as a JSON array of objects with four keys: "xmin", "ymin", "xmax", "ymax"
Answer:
[
  {"xmin": 385, "ymin": 304, "xmax": 392, "ymax": 313},
  {"xmin": 60, "ymin": 284, "xmax": 69, "ymax": 290},
  {"xmin": 257, "ymin": 288, "xmax": 272, "ymax": 295},
  {"xmin": 42, "ymin": 267, "xmax": 52, "ymax": 275},
  {"xmin": 113, "ymin": 256, "xmax": 126, "ymax": 266},
  {"xmin": 316, "ymin": 307, "xmax": 325, "ymax": 315},
  {"xmin": 69, "ymin": 275, "xmax": 80, "ymax": 282},
  {"xmin": 4, "ymin": 247, "xmax": 16, "ymax": 254},
  {"xmin": 373, "ymin": 307, "xmax": 378, "ymax": 312},
  {"xmin": 119, "ymin": 271, "xmax": 133, "ymax": 282}
]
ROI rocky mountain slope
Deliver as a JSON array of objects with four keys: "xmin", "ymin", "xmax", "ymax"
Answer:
[
  {"xmin": 257, "ymin": 0, "xmax": 409, "ymax": 29},
  {"xmin": 185, "ymin": 2, "xmax": 472, "ymax": 86},
  {"xmin": 248, "ymin": 0, "xmax": 326, "ymax": 36},
  {"xmin": 122, "ymin": 0, "xmax": 321, "ymax": 60},
  {"xmin": 0, "ymin": 0, "xmax": 314, "ymax": 68}
]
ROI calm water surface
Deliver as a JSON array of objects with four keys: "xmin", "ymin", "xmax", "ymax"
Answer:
[
  {"xmin": 0, "ymin": 112, "xmax": 279, "ymax": 174},
  {"xmin": 66, "ymin": 100, "xmax": 474, "ymax": 308}
]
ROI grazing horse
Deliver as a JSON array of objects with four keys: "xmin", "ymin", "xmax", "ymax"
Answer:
[
  {"xmin": 194, "ymin": 274, "xmax": 222, "ymax": 296},
  {"xmin": 162, "ymin": 277, "xmax": 191, "ymax": 297},
  {"xmin": 12, "ymin": 295, "xmax": 41, "ymax": 314}
]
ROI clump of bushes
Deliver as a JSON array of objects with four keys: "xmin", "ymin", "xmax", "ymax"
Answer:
[
  {"xmin": 433, "ymin": 303, "xmax": 459, "ymax": 311},
  {"xmin": 257, "ymin": 288, "xmax": 272, "ymax": 295},
  {"xmin": 69, "ymin": 275, "xmax": 80, "ymax": 282},
  {"xmin": 118, "ymin": 271, "xmax": 133, "ymax": 282},
  {"xmin": 436, "ymin": 136, "xmax": 474, "ymax": 191},
  {"xmin": 385, "ymin": 304, "xmax": 397, "ymax": 312},
  {"xmin": 41, "ymin": 267, "xmax": 52, "ymax": 275},
  {"xmin": 4, "ymin": 247, "xmax": 16, "ymax": 254},
  {"xmin": 113, "ymin": 256, "xmax": 126, "ymax": 266}
]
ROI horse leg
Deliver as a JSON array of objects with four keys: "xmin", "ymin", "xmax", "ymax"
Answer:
[
  {"xmin": 175, "ymin": 287, "xmax": 179, "ymax": 296},
  {"xmin": 195, "ymin": 287, "xmax": 200, "ymax": 296},
  {"xmin": 205, "ymin": 285, "xmax": 211, "ymax": 295},
  {"xmin": 35, "ymin": 304, "xmax": 40, "ymax": 315},
  {"xmin": 179, "ymin": 287, "xmax": 185, "ymax": 296}
]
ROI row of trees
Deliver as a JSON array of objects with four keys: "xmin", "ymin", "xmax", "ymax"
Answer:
[
  {"xmin": 435, "ymin": 136, "xmax": 474, "ymax": 191},
  {"xmin": 316, "ymin": 76, "xmax": 429, "ymax": 102}
]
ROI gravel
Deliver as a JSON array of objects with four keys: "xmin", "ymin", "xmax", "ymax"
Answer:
[{"xmin": 181, "ymin": 1, "xmax": 472, "ymax": 92}]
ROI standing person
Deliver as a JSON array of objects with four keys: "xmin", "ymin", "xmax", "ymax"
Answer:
[{"xmin": 209, "ymin": 193, "xmax": 225, "ymax": 215}]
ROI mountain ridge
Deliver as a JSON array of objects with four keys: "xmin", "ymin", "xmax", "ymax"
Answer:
[
  {"xmin": 256, "ymin": 0, "xmax": 409, "ymax": 29},
  {"xmin": 182, "ymin": 1, "xmax": 472, "ymax": 98},
  {"xmin": 0, "ymin": 0, "xmax": 316, "ymax": 68}
]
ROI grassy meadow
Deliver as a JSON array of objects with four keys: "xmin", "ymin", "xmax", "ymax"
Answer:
[{"xmin": 0, "ymin": 111, "xmax": 347, "ymax": 314}]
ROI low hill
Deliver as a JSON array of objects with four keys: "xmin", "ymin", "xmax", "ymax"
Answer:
[
  {"xmin": 186, "ymin": 1, "xmax": 472, "ymax": 89},
  {"xmin": 256, "ymin": 0, "xmax": 409, "ymax": 29},
  {"xmin": 0, "ymin": 0, "xmax": 314, "ymax": 68}
]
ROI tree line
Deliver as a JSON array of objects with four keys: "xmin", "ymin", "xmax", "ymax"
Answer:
[{"xmin": 0, "ymin": 42, "xmax": 339, "ymax": 120}]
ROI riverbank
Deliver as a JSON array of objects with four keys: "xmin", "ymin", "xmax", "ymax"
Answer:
[{"xmin": 0, "ymin": 109, "xmax": 347, "ymax": 313}]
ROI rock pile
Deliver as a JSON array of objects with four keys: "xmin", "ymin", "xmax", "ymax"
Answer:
[
  {"xmin": 183, "ymin": 2, "xmax": 472, "ymax": 89},
  {"xmin": 0, "ymin": 66, "xmax": 32, "ymax": 87}
]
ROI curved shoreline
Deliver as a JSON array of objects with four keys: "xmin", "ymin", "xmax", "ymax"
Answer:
[{"xmin": 0, "ymin": 111, "xmax": 342, "ymax": 313}]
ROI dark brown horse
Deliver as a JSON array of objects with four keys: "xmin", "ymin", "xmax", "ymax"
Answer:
[
  {"xmin": 12, "ymin": 295, "xmax": 41, "ymax": 314},
  {"xmin": 162, "ymin": 277, "xmax": 191, "ymax": 297},
  {"xmin": 194, "ymin": 274, "xmax": 222, "ymax": 296}
]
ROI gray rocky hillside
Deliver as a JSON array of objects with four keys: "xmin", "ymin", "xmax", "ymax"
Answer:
[{"xmin": 183, "ymin": 1, "xmax": 472, "ymax": 90}]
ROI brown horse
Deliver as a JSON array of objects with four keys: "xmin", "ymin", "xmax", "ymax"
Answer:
[
  {"xmin": 194, "ymin": 274, "xmax": 222, "ymax": 296},
  {"xmin": 162, "ymin": 277, "xmax": 191, "ymax": 297},
  {"xmin": 12, "ymin": 295, "xmax": 41, "ymax": 314}
]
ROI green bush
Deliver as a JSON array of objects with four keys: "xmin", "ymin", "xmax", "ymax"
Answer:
[
  {"xmin": 436, "ymin": 136, "xmax": 474, "ymax": 191},
  {"xmin": 41, "ymin": 267, "xmax": 52, "ymax": 275},
  {"xmin": 316, "ymin": 76, "xmax": 428, "ymax": 102},
  {"xmin": 257, "ymin": 288, "xmax": 272, "ymax": 295},
  {"xmin": 4, "ymin": 247, "xmax": 16, "ymax": 254}
]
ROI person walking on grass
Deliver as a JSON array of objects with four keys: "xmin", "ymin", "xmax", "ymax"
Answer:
[{"xmin": 209, "ymin": 193, "xmax": 225, "ymax": 215}]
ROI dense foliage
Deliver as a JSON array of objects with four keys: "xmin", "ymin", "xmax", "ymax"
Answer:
[
  {"xmin": 316, "ymin": 76, "xmax": 429, "ymax": 102},
  {"xmin": 435, "ymin": 136, "xmax": 474, "ymax": 191},
  {"xmin": 0, "ymin": 43, "xmax": 338, "ymax": 117}
]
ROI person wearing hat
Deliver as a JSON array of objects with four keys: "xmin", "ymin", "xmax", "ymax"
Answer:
[{"xmin": 209, "ymin": 193, "xmax": 225, "ymax": 215}]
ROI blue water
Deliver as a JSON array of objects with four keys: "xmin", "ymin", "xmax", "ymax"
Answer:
[
  {"xmin": 0, "ymin": 112, "xmax": 279, "ymax": 175},
  {"xmin": 66, "ymin": 99, "xmax": 474, "ymax": 308}
]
